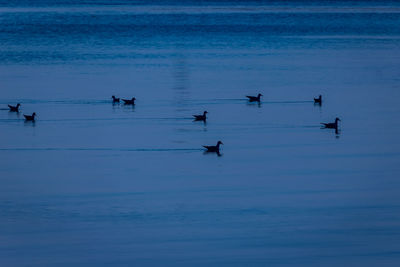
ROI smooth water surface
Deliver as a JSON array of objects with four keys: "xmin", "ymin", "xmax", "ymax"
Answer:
[{"xmin": 1, "ymin": 1, "xmax": 400, "ymax": 266}]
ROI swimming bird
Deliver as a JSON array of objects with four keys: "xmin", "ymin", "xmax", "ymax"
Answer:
[
  {"xmin": 193, "ymin": 111, "xmax": 208, "ymax": 121},
  {"xmin": 203, "ymin": 141, "xmax": 223, "ymax": 153},
  {"xmin": 8, "ymin": 103, "xmax": 21, "ymax": 112},
  {"xmin": 321, "ymin": 117, "xmax": 340, "ymax": 129},
  {"xmin": 314, "ymin": 95, "xmax": 322, "ymax": 104},
  {"xmin": 122, "ymin": 97, "xmax": 136, "ymax": 105},
  {"xmin": 112, "ymin": 95, "xmax": 120, "ymax": 103},
  {"xmin": 246, "ymin": 93, "xmax": 263, "ymax": 102},
  {"xmin": 24, "ymin": 112, "xmax": 36, "ymax": 121}
]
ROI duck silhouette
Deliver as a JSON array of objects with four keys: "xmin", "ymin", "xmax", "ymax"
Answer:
[
  {"xmin": 193, "ymin": 111, "xmax": 208, "ymax": 121},
  {"xmin": 246, "ymin": 93, "xmax": 262, "ymax": 102},
  {"xmin": 8, "ymin": 103, "xmax": 21, "ymax": 112},
  {"xmin": 122, "ymin": 97, "xmax": 136, "ymax": 105},
  {"xmin": 321, "ymin": 117, "xmax": 340, "ymax": 129},
  {"xmin": 112, "ymin": 95, "xmax": 120, "ymax": 103},
  {"xmin": 203, "ymin": 141, "xmax": 223, "ymax": 153},
  {"xmin": 24, "ymin": 112, "xmax": 36, "ymax": 121},
  {"xmin": 314, "ymin": 95, "xmax": 322, "ymax": 104}
]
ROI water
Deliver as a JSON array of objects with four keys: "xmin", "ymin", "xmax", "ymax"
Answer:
[{"xmin": 1, "ymin": 1, "xmax": 400, "ymax": 266}]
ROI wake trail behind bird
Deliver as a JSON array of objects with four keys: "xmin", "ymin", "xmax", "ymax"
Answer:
[
  {"xmin": 192, "ymin": 99, "xmax": 314, "ymax": 105},
  {"xmin": 0, "ymin": 99, "xmax": 111, "ymax": 105},
  {"xmin": 265, "ymin": 100, "xmax": 314, "ymax": 104}
]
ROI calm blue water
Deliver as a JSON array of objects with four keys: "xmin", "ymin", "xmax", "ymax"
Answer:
[{"xmin": 1, "ymin": 1, "xmax": 400, "ymax": 266}]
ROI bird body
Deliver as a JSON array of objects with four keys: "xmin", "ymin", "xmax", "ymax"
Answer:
[
  {"xmin": 122, "ymin": 97, "xmax": 136, "ymax": 105},
  {"xmin": 8, "ymin": 103, "xmax": 21, "ymax": 112},
  {"xmin": 112, "ymin": 95, "xmax": 120, "ymax": 103},
  {"xmin": 203, "ymin": 141, "xmax": 223, "ymax": 153},
  {"xmin": 246, "ymin": 93, "xmax": 263, "ymax": 102},
  {"xmin": 24, "ymin": 112, "xmax": 36, "ymax": 121},
  {"xmin": 321, "ymin": 117, "xmax": 340, "ymax": 129},
  {"xmin": 314, "ymin": 95, "xmax": 322, "ymax": 104},
  {"xmin": 193, "ymin": 111, "xmax": 208, "ymax": 121}
]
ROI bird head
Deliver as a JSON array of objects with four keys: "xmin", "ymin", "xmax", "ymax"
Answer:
[
  {"xmin": 336, "ymin": 117, "xmax": 341, "ymax": 122},
  {"xmin": 217, "ymin": 141, "xmax": 223, "ymax": 145}
]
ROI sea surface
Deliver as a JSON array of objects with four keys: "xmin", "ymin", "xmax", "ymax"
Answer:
[{"xmin": 1, "ymin": 0, "xmax": 400, "ymax": 266}]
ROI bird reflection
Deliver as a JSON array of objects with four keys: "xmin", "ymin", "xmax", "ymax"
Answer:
[
  {"xmin": 203, "ymin": 151, "xmax": 223, "ymax": 157},
  {"xmin": 314, "ymin": 102, "xmax": 322, "ymax": 107},
  {"xmin": 24, "ymin": 120, "xmax": 36, "ymax": 127},
  {"xmin": 194, "ymin": 120, "xmax": 207, "ymax": 126},
  {"xmin": 246, "ymin": 101, "xmax": 262, "ymax": 108},
  {"xmin": 122, "ymin": 104, "xmax": 135, "ymax": 112},
  {"xmin": 335, "ymin": 128, "xmax": 341, "ymax": 137},
  {"xmin": 9, "ymin": 110, "xmax": 21, "ymax": 118}
]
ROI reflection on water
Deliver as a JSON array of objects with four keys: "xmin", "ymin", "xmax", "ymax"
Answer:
[
  {"xmin": 23, "ymin": 120, "xmax": 35, "ymax": 127},
  {"xmin": 246, "ymin": 101, "xmax": 262, "ymax": 108},
  {"xmin": 335, "ymin": 128, "xmax": 341, "ymax": 137},
  {"xmin": 203, "ymin": 151, "xmax": 222, "ymax": 157},
  {"xmin": 314, "ymin": 102, "xmax": 322, "ymax": 107},
  {"xmin": 172, "ymin": 52, "xmax": 190, "ymax": 112},
  {"xmin": 121, "ymin": 104, "xmax": 135, "ymax": 112},
  {"xmin": 8, "ymin": 111, "xmax": 21, "ymax": 119},
  {"xmin": 193, "ymin": 117, "xmax": 207, "ymax": 126}
]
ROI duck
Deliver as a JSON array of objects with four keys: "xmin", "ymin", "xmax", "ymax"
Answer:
[
  {"xmin": 8, "ymin": 103, "xmax": 21, "ymax": 112},
  {"xmin": 24, "ymin": 112, "xmax": 36, "ymax": 121},
  {"xmin": 112, "ymin": 95, "xmax": 120, "ymax": 103},
  {"xmin": 246, "ymin": 93, "xmax": 262, "ymax": 102},
  {"xmin": 203, "ymin": 141, "xmax": 223, "ymax": 153},
  {"xmin": 314, "ymin": 95, "xmax": 322, "ymax": 104},
  {"xmin": 193, "ymin": 111, "xmax": 208, "ymax": 121},
  {"xmin": 321, "ymin": 117, "xmax": 340, "ymax": 129},
  {"xmin": 122, "ymin": 97, "xmax": 136, "ymax": 105}
]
